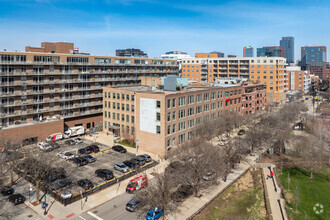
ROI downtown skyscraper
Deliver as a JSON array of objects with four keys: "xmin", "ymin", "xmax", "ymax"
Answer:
[{"xmin": 280, "ymin": 37, "xmax": 294, "ymax": 64}]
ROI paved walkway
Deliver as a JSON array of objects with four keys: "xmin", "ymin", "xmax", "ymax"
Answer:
[
  {"xmin": 24, "ymin": 133, "xmax": 167, "ymax": 219},
  {"xmin": 262, "ymin": 165, "xmax": 288, "ymax": 220}
]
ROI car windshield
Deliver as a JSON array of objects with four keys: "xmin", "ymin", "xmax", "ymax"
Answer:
[
  {"xmin": 127, "ymin": 182, "xmax": 135, "ymax": 188},
  {"xmin": 65, "ymin": 152, "xmax": 72, "ymax": 156},
  {"xmin": 118, "ymin": 164, "xmax": 125, "ymax": 168}
]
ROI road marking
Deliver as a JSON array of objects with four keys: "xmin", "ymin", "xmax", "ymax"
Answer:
[
  {"xmin": 78, "ymin": 216, "xmax": 87, "ymax": 220},
  {"xmin": 66, "ymin": 213, "xmax": 76, "ymax": 218},
  {"xmin": 87, "ymin": 211, "xmax": 104, "ymax": 220}
]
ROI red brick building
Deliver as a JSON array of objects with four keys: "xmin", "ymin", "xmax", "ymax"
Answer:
[{"xmin": 241, "ymin": 82, "xmax": 267, "ymax": 115}]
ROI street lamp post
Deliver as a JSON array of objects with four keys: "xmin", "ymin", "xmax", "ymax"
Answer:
[{"xmin": 136, "ymin": 139, "xmax": 139, "ymax": 156}]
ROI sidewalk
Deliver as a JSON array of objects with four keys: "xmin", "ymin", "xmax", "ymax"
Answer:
[
  {"xmin": 262, "ymin": 165, "xmax": 288, "ymax": 220},
  {"xmin": 24, "ymin": 133, "xmax": 167, "ymax": 219},
  {"xmin": 168, "ymin": 151, "xmax": 262, "ymax": 220}
]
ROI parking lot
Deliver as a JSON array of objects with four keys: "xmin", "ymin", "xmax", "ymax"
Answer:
[{"xmin": 17, "ymin": 137, "xmax": 156, "ymax": 202}]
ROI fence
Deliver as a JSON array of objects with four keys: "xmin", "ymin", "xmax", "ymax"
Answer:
[
  {"xmin": 187, "ymin": 168, "xmax": 250, "ymax": 220},
  {"xmin": 15, "ymin": 160, "xmax": 157, "ymax": 206}
]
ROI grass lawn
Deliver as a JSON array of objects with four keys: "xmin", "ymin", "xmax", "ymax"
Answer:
[
  {"xmin": 193, "ymin": 169, "xmax": 267, "ymax": 220},
  {"xmin": 278, "ymin": 167, "xmax": 330, "ymax": 220}
]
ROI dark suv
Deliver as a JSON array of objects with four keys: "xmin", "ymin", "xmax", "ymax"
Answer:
[
  {"xmin": 77, "ymin": 179, "xmax": 94, "ymax": 190},
  {"xmin": 95, "ymin": 169, "xmax": 114, "ymax": 180},
  {"xmin": 78, "ymin": 147, "xmax": 92, "ymax": 154},
  {"xmin": 9, "ymin": 194, "xmax": 26, "ymax": 205},
  {"xmin": 79, "ymin": 145, "xmax": 99, "ymax": 154},
  {"xmin": 73, "ymin": 157, "xmax": 88, "ymax": 166},
  {"xmin": 112, "ymin": 145, "xmax": 127, "ymax": 153},
  {"xmin": 1, "ymin": 187, "xmax": 14, "ymax": 196},
  {"xmin": 131, "ymin": 157, "xmax": 145, "ymax": 166}
]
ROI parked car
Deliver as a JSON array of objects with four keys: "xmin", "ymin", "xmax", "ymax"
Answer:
[
  {"xmin": 114, "ymin": 162, "xmax": 130, "ymax": 173},
  {"xmin": 112, "ymin": 145, "xmax": 127, "ymax": 153},
  {"xmin": 77, "ymin": 179, "xmax": 94, "ymax": 190},
  {"xmin": 78, "ymin": 147, "xmax": 92, "ymax": 155},
  {"xmin": 123, "ymin": 160, "xmax": 139, "ymax": 169},
  {"xmin": 58, "ymin": 151, "xmax": 75, "ymax": 160},
  {"xmin": 138, "ymin": 154, "xmax": 151, "ymax": 162},
  {"xmin": 82, "ymin": 155, "xmax": 96, "ymax": 163},
  {"xmin": 50, "ymin": 179, "xmax": 72, "ymax": 190},
  {"xmin": 64, "ymin": 140, "xmax": 76, "ymax": 145},
  {"xmin": 146, "ymin": 206, "xmax": 164, "ymax": 220},
  {"xmin": 95, "ymin": 169, "xmax": 114, "ymax": 180},
  {"xmin": 126, "ymin": 198, "xmax": 141, "ymax": 212},
  {"xmin": 37, "ymin": 142, "xmax": 52, "ymax": 151},
  {"xmin": 203, "ymin": 170, "xmax": 216, "ymax": 181},
  {"xmin": 131, "ymin": 157, "xmax": 145, "ymax": 166},
  {"xmin": 8, "ymin": 194, "xmax": 26, "ymax": 205},
  {"xmin": 73, "ymin": 157, "xmax": 88, "ymax": 166},
  {"xmin": 86, "ymin": 145, "xmax": 100, "ymax": 153},
  {"xmin": 74, "ymin": 138, "xmax": 83, "ymax": 144},
  {"xmin": 60, "ymin": 191, "xmax": 72, "ymax": 199},
  {"xmin": 237, "ymin": 129, "xmax": 245, "ymax": 135},
  {"xmin": 1, "ymin": 187, "xmax": 14, "ymax": 196}
]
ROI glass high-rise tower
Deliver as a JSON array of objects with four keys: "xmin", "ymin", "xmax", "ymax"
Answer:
[{"xmin": 280, "ymin": 37, "xmax": 294, "ymax": 64}]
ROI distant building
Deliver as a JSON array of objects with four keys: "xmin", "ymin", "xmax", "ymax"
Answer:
[
  {"xmin": 243, "ymin": 46, "xmax": 254, "ymax": 57},
  {"xmin": 286, "ymin": 66, "xmax": 311, "ymax": 94},
  {"xmin": 116, "ymin": 48, "xmax": 147, "ymax": 58},
  {"xmin": 301, "ymin": 46, "xmax": 327, "ymax": 80},
  {"xmin": 227, "ymin": 55, "xmax": 237, "ymax": 58},
  {"xmin": 280, "ymin": 37, "xmax": 294, "ymax": 64},
  {"xmin": 257, "ymin": 46, "xmax": 286, "ymax": 58},
  {"xmin": 25, "ymin": 42, "xmax": 79, "ymax": 54},
  {"xmin": 161, "ymin": 51, "xmax": 191, "ymax": 75},
  {"xmin": 195, "ymin": 52, "xmax": 224, "ymax": 58}
]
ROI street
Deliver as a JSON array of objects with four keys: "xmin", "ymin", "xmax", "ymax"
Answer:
[{"xmin": 74, "ymin": 192, "xmax": 141, "ymax": 220}]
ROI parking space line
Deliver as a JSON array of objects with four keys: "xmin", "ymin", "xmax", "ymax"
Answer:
[
  {"xmin": 87, "ymin": 211, "xmax": 103, "ymax": 220},
  {"xmin": 78, "ymin": 216, "xmax": 87, "ymax": 220}
]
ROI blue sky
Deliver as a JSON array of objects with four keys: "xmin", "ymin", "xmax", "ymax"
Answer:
[{"xmin": 0, "ymin": 0, "xmax": 329, "ymax": 60}]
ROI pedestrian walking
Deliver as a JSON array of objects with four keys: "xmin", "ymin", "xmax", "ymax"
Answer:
[{"xmin": 270, "ymin": 171, "xmax": 274, "ymax": 179}]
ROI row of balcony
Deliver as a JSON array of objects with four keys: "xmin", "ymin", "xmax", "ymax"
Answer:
[
  {"xmin": 0, "ymin": 69, "xmax": 178, "ymax": 76},
  {"xmin": 0, "ymin": 61, "xmax": 177, "ymax": 67},
  {"xmin": 0, "ymin": 103, "xmax": 103, "ymax": 118},
  {"xmin": 0, "ymin": 77, "xmax": 140, "ymax": 87}
]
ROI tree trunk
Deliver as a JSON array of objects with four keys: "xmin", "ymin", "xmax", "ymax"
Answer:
[
  {"xmin": 10, "ymin": 165, "xmax": 14, "ymax": 185},
  {"xmin": 310, "ymin": 170, "xmax": 313, "ymax": 178},
  {"xmin": 36, "ymin": 181, "xmax": 40, "ymax": 201}
]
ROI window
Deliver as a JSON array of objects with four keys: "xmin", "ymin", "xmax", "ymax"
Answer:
[
  {"xmin": 211, "ymin": 92, "xmax": 216, "ymax": 100},
  {"xmin": 131, "ymin": 116, "xmax": 135, "ymax": 123},
  {"xmin": 117, "ymin": 93, "xmax": 120, "ymax": 99},
  {"xmin": 167, "ymin": 99, "xmax": 171, "ymax": 108},
  {"xmin": 188, "ymin": 119, "xmax": 194, "ymax": 128},
  {"xmin": 121, "ymin": 104, "xmax": 125, "ymax": 110},
  {"xmin": 172, "ymin": 111, "xmax": 176, "ymax": 120},
  {"xmin": 126, "ymin": 115, "xmax": 129, "ymax": 122},
  {"xmin": 126, "ymin": 94, "xmax": 129, "ymax": 101},
  {"xmin": 188, "ymin": 95, "xmax": 194, "ymax": 104},
  {"xmin": 179, "ymin": 134, "xmax": 185, "ymax": 144},
  {"xmin": 172, "ymin": 124, "xmax": 176, "ymax": 133},
  {"xmin": 131, "ymin": 95, "xmax": 135, "ymax": 101},
  {"xmin": 113, "ymin": 93, "xmax": 116, "ymax": 99},
  {"xmin": 188, "ymin": 107, "xmax": 194, "ymax": 116},
  {"xmin": 117, "ymin": 103, "xmax": 120, "ymax": 110},
  {"xmin": 172, "ymin": 98, "xmax": 176, "ymax": 107},
  {"xmin": 104, "ymin": 101, "xmax": 107, "ymax": 108},
  {"xmin": 179, "ymin": 97, "xmax": 186, "ymax": 106},
  {"xmin": 188, "ymin": 131, "xmax": 194, "ymax": 140},
  {"xmin": 122, "ymin": 94, "xmax": 125, "ymax": 100},
  {"xmin": 196, "ymin": 106, "xmax": 202, "ymax": 114},
  {"xmin": 211, "ymin": 113, "xmax": 216, "ymax": 120},
  {"xmin": 104, "ymin": 111, "xmax": 107, "ymax": 118},
  {"xmin": 156, "ymin": 126, "xmax": 161, "ymax": 134},
  {"xmin": 196, "ymin": 94, "xmax": 202, "ymax": 103},
  {"xmin": 196, "ymin": 117, "xmax": 202, "ymax": 125},
  {"xmin": 131, "ymin": 105, "xmax": 135, "ymax": 112},
  {"xmin": 167, "ymin": 126, "xmax": 171, "ymax": 135},
  {"xmin": 204, "ymin": 93, "xmax": 209, "ymax": 101},
  {"xmin": 211, "ymin": 102, "xmax": 216, "ymax": 110},
  {"xmin": 113, "ymin": 113, "xmax": 115, "ymax": 119},
  {"xmin": 156, "ymin": 112, "xmax": 161, "ymax": 121},
  {"xmin": 167, "ymin": 113, "xmax": 171, "ymax": 122},
  {"xmin": 108, "ymin": 112, "xmax": 110, "ymax": 118},
  {"xmin": 121, "ymin": 114, "xmax": 125, "ymax": 121},
  {"xmin": 126, "ymin": 104, "xmax": 129, "ymax": 111},
  {"xmin": 204, "ymin": 104, "xmax": 210, "ymax": 112},
  {"xmin": 179, "ymin": 109, "xmax": 186, "ymax": 119},
  {"xmin": 156, "ymin": 101, "xmax": 161, "ymax": 108},
  {"xmin": 178, "ymin": 122, "xmax": 186, "ymax": 131},
  {"xmin": 104, "ymin": 92, "xmax": 107, "ymax": 98}
]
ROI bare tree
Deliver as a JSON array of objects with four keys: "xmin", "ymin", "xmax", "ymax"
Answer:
[
  {"xmin": 168, "ymin": 138, "xmax": 225, "ymax": 197},
  {"xmin": 136, "ymin": 171, "xmax": 177, "ymax": 220}
]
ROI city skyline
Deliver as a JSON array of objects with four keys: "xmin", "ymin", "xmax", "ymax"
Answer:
[{"xmin": 0, "ymin": 0, "xmax": 329, "ymax": 60}]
